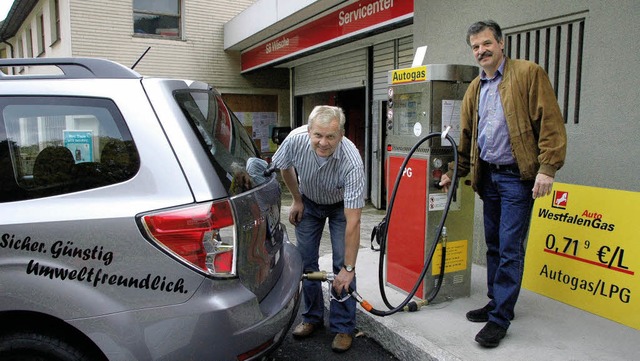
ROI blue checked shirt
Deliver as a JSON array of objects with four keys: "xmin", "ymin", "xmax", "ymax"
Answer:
[
  {"xmin": 478, "ymin": 58, "xmax": 516, "ymax": 165},
  {"xmin": 271, "ymin": 126, "xmax": 365, "ymax": 209}
]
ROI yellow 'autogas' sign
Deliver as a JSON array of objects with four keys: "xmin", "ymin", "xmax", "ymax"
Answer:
[
  {"xmin": 388, "ymin": 66, "xmax": 427, "ymax": 85},
  {"xmin": 523, "ymin": 182, "xmax": 639, "ymax": 330}
]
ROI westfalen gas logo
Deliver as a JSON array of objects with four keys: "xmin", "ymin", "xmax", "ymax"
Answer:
[
  {"xmin": 538, "ymin": 189, "xmax": 616, "ymax": 232},
  {"xmin": 552, "ymin": 190, "xmax": 568, "ymax": 209}
]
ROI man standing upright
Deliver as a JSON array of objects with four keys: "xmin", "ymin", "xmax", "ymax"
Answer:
[
  {"xmin": 271, "ymin": 105, "xmax": 365, "ymax": 353},
  {"xmin": 440, "ymin": 20, "xmax": 567, "ymax": 347}
]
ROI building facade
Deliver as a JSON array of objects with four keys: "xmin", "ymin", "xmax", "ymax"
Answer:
[{"xmin": 223, "ymin": 0, "xmax": 639, "ymax": 264}]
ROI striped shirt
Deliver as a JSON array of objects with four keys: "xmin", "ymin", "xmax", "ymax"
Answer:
[{"xmin": 271, "ymin": 126, "xmax": 365, "ymax": 209}]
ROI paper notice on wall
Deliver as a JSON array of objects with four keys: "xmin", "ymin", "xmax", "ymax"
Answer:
[
  {"xmin": 236, "ymin": 112, "xmax": 277, "ymax": 152},
  {"xmin": 441, "ymin": 100, "xmax": 462, "ymax": 146}
]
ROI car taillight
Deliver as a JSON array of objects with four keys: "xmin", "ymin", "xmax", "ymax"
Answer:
[{"xmin": 141, "ymin": 200, "xmax": 236, "ymax": 277}]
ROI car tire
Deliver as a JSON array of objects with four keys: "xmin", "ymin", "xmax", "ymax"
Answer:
[{"xmin": 0, "ymin": 331, "xmax": 93, "ymax": 361}]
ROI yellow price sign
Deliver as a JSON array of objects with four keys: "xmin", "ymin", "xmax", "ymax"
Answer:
[{"xmin": 523, "ymin": 183, "xmax": 639, "ymax": 330}]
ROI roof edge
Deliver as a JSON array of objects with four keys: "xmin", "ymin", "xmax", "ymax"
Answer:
[{"xmin": 0, "ymin": 0, "xmax": 39, "ymax": 41}]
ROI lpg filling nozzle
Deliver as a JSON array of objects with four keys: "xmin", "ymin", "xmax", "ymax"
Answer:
[{"xmin": 301, "ymin": 260, "xmax": 439, "ymax": 316}]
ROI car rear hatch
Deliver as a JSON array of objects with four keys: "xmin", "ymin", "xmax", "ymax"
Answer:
[
  {"xmin": 140, "ymin": 78, "xmax": 288, "ymax": 300},
  {"xmin": 230, "ymin": 177, "xmax": 287, "ymax": 300}
]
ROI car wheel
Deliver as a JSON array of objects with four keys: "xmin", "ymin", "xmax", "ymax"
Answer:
[{"xmin": 0, "ymin": 332, "xmax": 93, "ymax": 361}]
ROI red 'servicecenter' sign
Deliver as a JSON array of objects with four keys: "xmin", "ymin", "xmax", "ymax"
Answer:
[{"xmin": 241, "ymin": 0, "xmax": 414, "ymax": 72}]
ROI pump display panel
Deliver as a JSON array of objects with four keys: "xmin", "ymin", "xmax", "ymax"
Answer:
[{"xmin": 392, "ymin": 93, "xmax": 421, "ymax": 136}]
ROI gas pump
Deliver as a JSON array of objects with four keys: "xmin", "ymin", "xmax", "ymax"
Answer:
[{"xmin": 384, "ymin": 64, "xmax": 478, "ymax": 303}]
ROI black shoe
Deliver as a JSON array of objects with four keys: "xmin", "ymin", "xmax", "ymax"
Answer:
[
  {"xmin": 466, "ymin": 303, "xmax": 494, "ymax": 322},
  {"xmin": 475, "ymin": 321, "xmax": 507, "ymax": 348}
]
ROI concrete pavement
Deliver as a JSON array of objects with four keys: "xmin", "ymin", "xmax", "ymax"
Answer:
[{"xmin": 280, "ymin": 190, "xmax": 639, "ymax": 361}]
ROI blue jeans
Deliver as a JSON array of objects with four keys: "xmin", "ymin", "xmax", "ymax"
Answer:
[
  {"xmin": 296, "ymin": 195, "xmax": 356, "ymax": 334},
  {"xmin": 477, "ymin": 163, "xmax": 534, "ymax": 329}
]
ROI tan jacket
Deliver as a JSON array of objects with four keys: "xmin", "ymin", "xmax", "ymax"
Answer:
[{"xmin": 455, "ymin": 57, "xmax": 567, "ymax": 191}]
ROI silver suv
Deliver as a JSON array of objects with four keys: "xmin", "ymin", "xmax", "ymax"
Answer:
[{"xmin": 0, "ymin": 58, "xmax": 302, "ymax": 361}]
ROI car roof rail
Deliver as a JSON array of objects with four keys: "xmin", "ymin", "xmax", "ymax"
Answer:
[{"xmin": 0, "ymin": 57, "xmax": 141, "ymax": 79}]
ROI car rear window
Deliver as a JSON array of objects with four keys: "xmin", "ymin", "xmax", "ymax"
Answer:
[
  {"xmin": 174, "ymin": 90, "xmax": 267, "ymax": 194},
  {"xmin": 0, "ymin": 96, "xmax": 138, "ymax": 202}
]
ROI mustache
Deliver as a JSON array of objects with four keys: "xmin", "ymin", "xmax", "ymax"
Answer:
[{"xmin": 478, "ymin": 51, "xmax": 493, "ymax": 60}]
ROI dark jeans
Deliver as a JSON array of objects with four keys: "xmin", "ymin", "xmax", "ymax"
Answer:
[
  {"xmin": 296, "ymin": 195, "xmax": 356, "ymax": 334},
  {"xmin": 478, "ymin": 163, "xmax": 534, "ymax": 329}
]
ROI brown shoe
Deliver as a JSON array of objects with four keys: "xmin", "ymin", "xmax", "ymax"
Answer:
[
  {"xmin": 292, "ymin": 322, "xmax": 321, "ymax": 339},
  {"xmin": 331, "ymin": 333, "xmax": 353, "ymax": 353}
]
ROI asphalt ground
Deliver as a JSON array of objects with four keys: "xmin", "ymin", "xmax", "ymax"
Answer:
[{"xmin": 270, "ymin": 305, "xmax": 398, "ymax": 361}]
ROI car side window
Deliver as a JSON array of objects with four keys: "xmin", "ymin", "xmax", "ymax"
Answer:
[
  {"xmin": 174, "ymin": 90, "xmax": 268, "ymax": 194},
  {"xmin": 0, "ymin": 96, "xmax": 139, "ymax": 202}
]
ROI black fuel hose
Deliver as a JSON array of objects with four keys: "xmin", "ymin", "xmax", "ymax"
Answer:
[{"xmin": 363, "ymin": 131, "xmax": 459, "ymax": 317}]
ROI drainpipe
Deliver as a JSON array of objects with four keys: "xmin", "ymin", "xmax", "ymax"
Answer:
[
  {"xmin": 2, "ymin": 39, "xmax": 14, "ymax": 56},
  {"xmin": 1, "ymin": 39, "xmax": 14, "ymax": 74}
]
